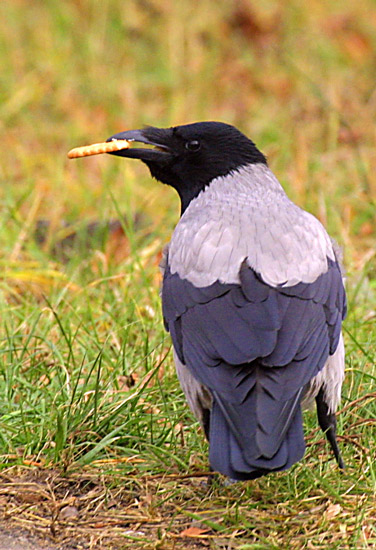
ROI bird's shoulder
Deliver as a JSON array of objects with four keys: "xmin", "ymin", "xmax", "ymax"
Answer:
[{"xmin": 168, "ymin": 164, "xmax": 335, "ymax": 288}]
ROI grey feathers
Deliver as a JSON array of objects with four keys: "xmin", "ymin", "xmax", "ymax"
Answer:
[{"xmin": 168, "ymin": 164, "xmax": 335, "ymax": 287}]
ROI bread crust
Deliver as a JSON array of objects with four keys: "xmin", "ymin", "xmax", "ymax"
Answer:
[{"xmin": 67, "ymin": 140, "xmax": 130, "ymax": 158}]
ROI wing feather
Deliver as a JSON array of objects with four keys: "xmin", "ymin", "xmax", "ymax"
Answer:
[{"xmin": 162, "ymin": 255, "xmax": 345, "ymax": 478}]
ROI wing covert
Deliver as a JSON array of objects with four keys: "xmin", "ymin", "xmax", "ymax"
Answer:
[{"xmin": 162, "ymin": 254, "xmax": 346, "ymax": 476}]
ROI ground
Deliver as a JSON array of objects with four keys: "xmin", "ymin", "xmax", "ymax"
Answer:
[{"xmin": 0, "ymin": 1, "xmax": 375, "ymax": 548}]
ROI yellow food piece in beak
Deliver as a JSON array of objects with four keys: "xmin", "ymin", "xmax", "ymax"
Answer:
[{"xmin": 67, "ymin": 140, "xmax": 130, "ymax": 159}]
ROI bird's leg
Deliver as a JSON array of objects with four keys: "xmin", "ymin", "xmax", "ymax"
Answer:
[
  {"xmin": 204, "ymin": 466, "xmax": 217, "ymax": 488},
  {"xmin": 202, "ymin": 408, "xmax": 211, "ymax": 441},
  {"xmin": 315, "ymin": 388, "xmax": 345, "ymax": 469},
  {"xmin": 201, "ymin": 409, "xmax": 217, "ymax": 486}
]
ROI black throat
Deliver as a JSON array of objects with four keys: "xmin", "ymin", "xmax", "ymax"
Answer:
[{"xmin": 145, "ymin": 147, "xmax": 267, "ymax": 215}]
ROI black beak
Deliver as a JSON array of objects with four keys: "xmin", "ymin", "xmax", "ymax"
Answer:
[{"xmin": 106, "ymin": 129, "xmax": 173, "ymax": 162}]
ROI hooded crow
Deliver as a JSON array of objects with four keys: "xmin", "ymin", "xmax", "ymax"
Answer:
[{"xmin": 106, "ymin": 121, "xmax": 346, "ymax": 480}]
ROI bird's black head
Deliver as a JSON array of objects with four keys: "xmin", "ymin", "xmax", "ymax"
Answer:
[{"xmin": 107, "ymin": 121, "xmax": 267, "ymax": 213}]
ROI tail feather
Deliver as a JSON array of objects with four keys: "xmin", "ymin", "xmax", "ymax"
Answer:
[{"xmin": 209, "ymin": 397, "xmax": 305, "ymax": 480}]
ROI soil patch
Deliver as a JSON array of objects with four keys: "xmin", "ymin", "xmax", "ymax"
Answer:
[{"xmin": 0, "ymin": 465, "xmax": 212, "ymax": 549}]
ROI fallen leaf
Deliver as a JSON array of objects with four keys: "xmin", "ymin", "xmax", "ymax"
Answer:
[
  {"xmin": 179, "ymin": 526, "xmax": 211, "ymax": 538},
  {"xmin": 325, "ymin": 503, "xmax": 342, "ymax": 520},
  {"xmin": 60, "ymin": 505, "xmax": 79, "ymax": 520},
  {"xmin": 338, "ymin": 127, "xmax": 362, "ymax": 144},
  {"xmin": 359, "ymin": 222, "xmax": 374, "ymax": 236}
]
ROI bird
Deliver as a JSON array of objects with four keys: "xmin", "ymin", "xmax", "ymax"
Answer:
[{"xmin": 106, "ymin": 121, "xmax": 346, "ymax": 480}]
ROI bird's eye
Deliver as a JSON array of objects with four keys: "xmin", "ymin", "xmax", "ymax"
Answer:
[{"xmin": 185, "ymin": 140, "xmax": 201, "ymax": 152}]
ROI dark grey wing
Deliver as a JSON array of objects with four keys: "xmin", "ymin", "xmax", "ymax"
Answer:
[{"xmin": 162, "ymin": 258, "xmax": 346, "ymax": 479}]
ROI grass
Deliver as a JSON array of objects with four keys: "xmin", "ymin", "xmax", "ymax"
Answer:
[{"xmin": 0, "ymin": 0, "xmax": 375, "ymax": 548}]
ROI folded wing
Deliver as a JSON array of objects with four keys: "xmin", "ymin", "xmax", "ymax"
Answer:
[{"xmin": 162, "ymin": 257, "xmax": 346, "ymax": 479}]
